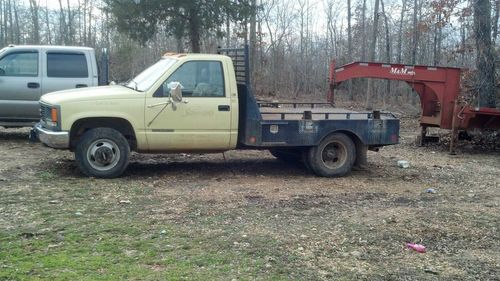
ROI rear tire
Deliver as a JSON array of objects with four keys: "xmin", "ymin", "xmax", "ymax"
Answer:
[
  {"xmin": 306, "ymin": 133, "xmax": 356, "ymax": 177},
  {"xmin": 75, "ymin": 128, "xmax": 130, "ymax": 178}
]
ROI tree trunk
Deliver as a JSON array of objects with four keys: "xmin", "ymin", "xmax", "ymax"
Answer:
[
  {"xmin": 45, "ymin": 0, "xmax": 52, "ymax": 44},
  {"xmin": 12, "ymin": 1, "xmax": 19, "ymax": 44},
  {"xmin": 361, "ymin": 0, "xmax": 367, "ymax": 61},
  {"xmin": 66, "ymin": 0, "xmax": 73, "ymax": 44},
  {"xmin": 381, "ymin": 0, "xmax": 391, "ymax": 106},
  {"xmin": 366, "ymin": 0, "xmax": 380, "ymax": 110},
  {"xmin": 0, "ymin": 0, "xmax": 4, "ymax": 45},
  {"xmin": 493, "ymin": 0, "xmax": 499, "ymax": 45},
  {"xmin": 347, "ymin": 0, "xmax": 353, "ymax": 100},
  {"xmin": 58, "ymin": 0, "xmax": 66, "ymax": 44},
  {"xmin": 433, "ymin": 12, "xmax": 442, "ymax": 65},
  {"xmin": 249, "ymin": 0, "xmax": 257, "ymax": 76},
  {"xmin": 188, "ymin": 11, "xmax": 201, "ymax": 53},
  {"xmin": 82, "ymin": 0, "xmax": 87, "ymax": 44},
  {"xmin": 473, "ymin": 0, "xmax": 496, "ymax": 108},
  {"xmin": 8, "ymin": 0, "xmax": 13, "ymax": 43},
  {"xmin": 411, "ymin": 0, "xmax": 419, "ymax": 65},
  {"xmin": 225, "ymin": 8, "xmax": 230, "ymax": 48},
  {"xmin": 29, "ymin": 0, "xmax": 40, "ymax": 44},
  {"xmin": 87, "ymin": 0, "xmax": 93, "ymax": 46},
  {"xmin": 397, "ymin": 0, "xmax": 407, "ymax": 64}
]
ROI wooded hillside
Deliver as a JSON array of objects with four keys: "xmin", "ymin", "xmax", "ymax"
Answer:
[{"xmin": 0, "ymin": 0, "xmax": 498, "ymax": 109}]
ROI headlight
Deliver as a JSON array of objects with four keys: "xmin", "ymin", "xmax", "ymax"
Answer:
[{"xmin": 40, "ymin": 103, "xmax": 60, "ymax": 129}]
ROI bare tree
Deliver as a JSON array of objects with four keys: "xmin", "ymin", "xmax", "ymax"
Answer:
[
  {"xmin": 381, "ymin": 0, "xmax": 391, "ymax": 105},
  {"xmin": 473, "ymin": 0, "xmax": 496, "ymax": 107},
  {"xmin": 29, "ymin": 0, "xmax": 40, "ymax": 44},
  {"xmin": 347, "ymin": 0, "xmax": 353, "ymax": 100},
  {"xmin": 0, "ymin": 0, "xmax": 3, "ymax": 45},
  {"xmin": 366, "ymin": 0, "xmax": 380, "ymax": 110},
  {"xmin": 45, "ymin": 0, "xmax": 52, "ymax": 44},
  {"xmin": 411, "ymin": 0, "xmax": 419, "ymax": 65},
  {"xmin": 397, "ymin": 0, "xmax": 407, "ymax": 63},
  {"xmin": 361, "ymin": 0, "xmax": 367, "ymax": 60},
  {"xmin": 493, "ymin": 0, "xmax": 499, "ymax": 45},
  {"xmin": 58, "ymin": 0, "xmax": 67, "ymax": 44},
  {"xmin": 249, "ymin": 0, "xmax": 257, "ymax": 76},
  {"xmin": 12, "ymin": 0, "xmax": 19, "ymax": 44}
]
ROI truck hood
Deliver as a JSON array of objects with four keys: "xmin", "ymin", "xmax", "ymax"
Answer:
[{"xmin": 40, "ymin": 85, "xmax": 140, "ymax": 105}]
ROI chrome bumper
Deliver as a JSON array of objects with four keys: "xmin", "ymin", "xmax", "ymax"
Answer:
[{"xmin": 32, "ymin": 123, "xmax": 69, "ymax": 149}]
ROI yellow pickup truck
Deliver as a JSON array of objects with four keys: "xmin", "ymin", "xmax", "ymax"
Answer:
[{"xmin": 33, "ymin": 47, "xmax": 399, "ymax": 178}]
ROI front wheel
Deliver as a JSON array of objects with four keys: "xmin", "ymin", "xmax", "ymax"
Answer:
[
  {"xmin": 75, "ymin": 128, "xmax": 130, "ymax": 178},
  {"xmin": 306, "ymin": 133, "xmax": 356, "ymax": 177}
]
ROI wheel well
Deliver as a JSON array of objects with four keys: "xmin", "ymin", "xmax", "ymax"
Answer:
[
  {"xmin": 321, "ymin": 130, "xmax": 363, "ymax": 147},
  {"xmin": 70, "ymin": 117, "xmax": 137, "ymax": 150}
]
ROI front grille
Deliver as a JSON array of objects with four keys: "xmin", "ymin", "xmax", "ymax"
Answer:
[{"xmin": 40, "ymin": 104, "xmax": 51, "ymax": 121}]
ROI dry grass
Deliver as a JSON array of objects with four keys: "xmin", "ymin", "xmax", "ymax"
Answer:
[{"xmin": 0, "ymin": 125, "xmax": 498, "ymax": 280}]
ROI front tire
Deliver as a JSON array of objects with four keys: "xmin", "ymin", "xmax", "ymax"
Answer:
[
  {"xmin": 75, "ymin": 128, "xmax": 130, "ymax": 178},
  {"xmin": 306, "ymin": 133, "xmax": 356, "ymax": 177}
]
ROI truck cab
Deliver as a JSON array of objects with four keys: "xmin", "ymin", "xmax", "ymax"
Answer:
[
  {"xmin": 0, "ymin": 45, "xmax": 99, "ymax": 127},
  {"xmin": 143, "ymin": 54, "xmax": 239, "ymax": 152}
]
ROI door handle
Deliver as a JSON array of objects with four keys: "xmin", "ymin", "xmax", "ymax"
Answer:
[
  {"xmin": 76, "ymin": 84, "xmax": 88, "ymax": 88},
  {"xmin": 27, "ymin": 82, "xmax": 40, "ymax": 89},
  {"xmin": 218, "ymin": 105, "xmax": 230, "ymax": 111}
]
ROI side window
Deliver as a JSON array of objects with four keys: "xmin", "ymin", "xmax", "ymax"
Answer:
[
  {"xmin": 47, "ymin": 53, "xmax": 88, "ymax": 78},
  {"xmin": 0, "ymin": 52, "xmax": 38, "ymax": 77},
  {"xmin": 156, "ymin": 61, "xmax": 225, "ymax": 98}
]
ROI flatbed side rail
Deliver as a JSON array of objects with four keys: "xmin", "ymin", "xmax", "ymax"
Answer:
[
  {"xmin": 260, "ymin": 111, "xmax": 397, "ymax": 121},
  {"xmin": 257, "ymin": 102, "xmax": 334, "ymax": 109}
]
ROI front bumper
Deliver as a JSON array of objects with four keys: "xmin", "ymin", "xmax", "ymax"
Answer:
[{"xmin": 32, "ymin": 123, "xmax": 69, "ymax": 149}]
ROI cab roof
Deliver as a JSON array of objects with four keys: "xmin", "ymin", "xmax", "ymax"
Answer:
[
  {"xmin": 2, "ymin": 44, "xmax": 94, "ymax": 52},
  {"xmin": 161, "ymin": 52, "xmax": 228, "ymax": 60}
]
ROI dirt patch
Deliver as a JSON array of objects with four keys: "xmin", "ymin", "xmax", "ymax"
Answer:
[{"xmin": 0, "ymin": 124, "xmax": 499, "ymax": 280}]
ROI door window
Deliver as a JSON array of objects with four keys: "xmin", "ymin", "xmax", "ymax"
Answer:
[
  {"xmin": 47, "ymin": 53, "xmax": 88, "ymax": 78},
  {"xmin": 0, "ymin": 52, "xmax": 38, "ymax": 77},
  {"xmin": 156, "ymin": 61, "xmax": 225, "ymax": 98}
]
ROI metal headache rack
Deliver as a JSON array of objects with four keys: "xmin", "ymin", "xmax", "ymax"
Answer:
[{"xmin": 217, "ymin": 46, "xmax": 250, "ymax": 86}]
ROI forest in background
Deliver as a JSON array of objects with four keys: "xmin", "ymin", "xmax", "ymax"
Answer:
[{"xmin": 0, "ymin": 0, "xmax": 498, "ymax": 111}]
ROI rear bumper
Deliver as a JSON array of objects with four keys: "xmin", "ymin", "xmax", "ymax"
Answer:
[{"xmin": 32, "ymin": 123, "xmax": 69, "ymax": 149}]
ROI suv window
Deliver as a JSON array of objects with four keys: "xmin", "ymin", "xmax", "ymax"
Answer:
[
  {"xmin": 157, "ymin": 61, "xmax": 225, "ymax": 98},
  {"xmin": 47, "ymin": 53, "xmax": 88, "ymax": 78},
  {"xmin": 0, "ymin": 52, "xmax": 38, "ymax": 77}
]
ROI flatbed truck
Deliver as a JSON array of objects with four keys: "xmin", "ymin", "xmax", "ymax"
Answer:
[{"xmin": 33, "ymin": 47, "xmax": 400, "ymax": 178}]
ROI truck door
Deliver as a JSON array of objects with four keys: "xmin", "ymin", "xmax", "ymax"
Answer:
[
  {"xmin": 42, "ymin": 51, "xmax": 93, "ymax": 94},
  {"xmin": 145, "ymin": 60, "xmax": 232, "ymax": 151},
  {"xmin": 0, "ymin": 49, "xmax": 42, "ymax": 121}
]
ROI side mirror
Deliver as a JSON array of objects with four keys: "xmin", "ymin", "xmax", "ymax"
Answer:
[{"xmin": 168, "ymin": 81, "xmax": 183, "ymax": 103}]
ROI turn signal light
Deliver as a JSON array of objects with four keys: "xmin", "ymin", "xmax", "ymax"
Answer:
[{"xmin": 51, "ymin": 108, "xmax": 58, "ymax": 122}]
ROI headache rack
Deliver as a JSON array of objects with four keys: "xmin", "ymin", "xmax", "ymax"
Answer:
[{"xmin": 217, "ymin": 46, "xmax": 251, "ymax": 86}]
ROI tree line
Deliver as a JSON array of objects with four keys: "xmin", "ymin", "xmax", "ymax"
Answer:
[{"xmin": 0, "ymin": 0, "xmax": 498, "ymax": 109}]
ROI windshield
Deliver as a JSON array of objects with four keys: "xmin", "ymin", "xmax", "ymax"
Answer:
[{"xmin": 126, "ymin": 58, "xmax": 177, "ymax": 92}]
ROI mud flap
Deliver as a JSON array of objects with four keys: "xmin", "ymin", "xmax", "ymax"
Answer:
[{"xmin": 354, "ymin": 143, "xmax": 368, "ymax": 170}]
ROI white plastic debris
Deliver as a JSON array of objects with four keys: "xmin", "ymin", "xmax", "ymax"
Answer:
[{"xmin": 397, "ymin": 160, "xmax": 410, "ymax": 168}]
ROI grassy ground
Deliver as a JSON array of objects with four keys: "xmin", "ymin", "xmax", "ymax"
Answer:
[{"xmin": 0, "ymin": 128, "xmax": 499, "ymax": 280}]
